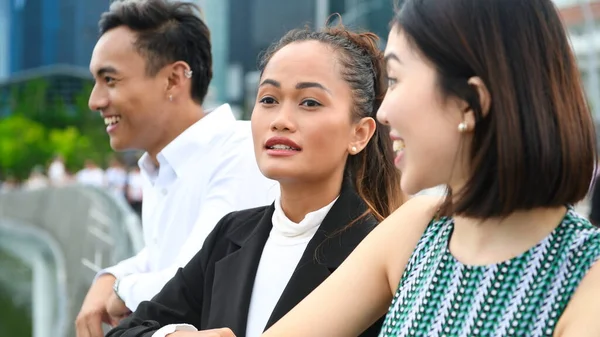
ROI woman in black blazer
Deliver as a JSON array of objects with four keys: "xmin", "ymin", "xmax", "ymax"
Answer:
[{"xmin": 106, "ymin": 24, "xmax": 404, "ymax": 337}]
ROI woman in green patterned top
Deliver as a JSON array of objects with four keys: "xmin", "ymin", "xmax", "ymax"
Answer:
[{"xmin": 195, "ymin": 1, "xmax": 600, "ymax": 337}]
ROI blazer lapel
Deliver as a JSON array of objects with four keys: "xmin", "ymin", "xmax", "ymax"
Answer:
[
  {"xmin": 208, "ymin": 206, "xmax": 275, "ymax": 336},
  {"xmin": 265, "ymin": 182, "xmax": 377, "ymax": 330}
]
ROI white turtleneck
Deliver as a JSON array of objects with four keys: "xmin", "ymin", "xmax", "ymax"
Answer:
[{"xmin": 245, "ymin": 196, "xmax": 338, "ymax": 337}]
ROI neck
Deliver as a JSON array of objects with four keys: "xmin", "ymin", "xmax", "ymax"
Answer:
[
  {"xmin": 279, "ymin": 174, "xmax": 344, "ymax": 223},
  {"xmin": 147, "ymin": 102, "xmax": 205, "ymax": 166},
  {"xmin": 450, "ymin": 206, "xmax": 567, "ymax": 265}
]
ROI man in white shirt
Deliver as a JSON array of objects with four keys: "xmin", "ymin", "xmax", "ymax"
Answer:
[
  {"xmin": 75, "ymin": 1, "xmax": 278, "ymax": 336},
  {"xmin": 76, "ymin": 160, "xmax": 106, "ymax": 187},
  {"xmin": 48, "ymin": 155, "xmax": 68, "ymax": 186}
]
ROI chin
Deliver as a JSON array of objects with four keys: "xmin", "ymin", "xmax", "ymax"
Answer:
[
  {"xmin": 109, "ymin": 137, "xmax": 131, "ymax": 152},
  {"xmin": 258, "ymin": 165, "xmax": 299, "ymax": 183},
  {"xmin": 400, "ymin": 174, "xmax": 427, "ymax": 196}
]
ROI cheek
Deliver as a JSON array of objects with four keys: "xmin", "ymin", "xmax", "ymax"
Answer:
[
  {"xmin": 250, "ymin": 113, "xmax": 264, "ymax": 150},
  {"xmin": 304, "ymin": 120, "xmax": 350, "ymax": 163},
  {"xmin": 383, "ymin": 91, "xmax": 410, "ymax": 132}
]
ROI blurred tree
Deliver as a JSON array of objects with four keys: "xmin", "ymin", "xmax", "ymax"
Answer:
[
  {"xmin": 0, "ymin": 115, "xmax": 51, "ymax": 180},
  {"xmin": 0, "ymin": 78, "xmax": 112, "ymax": 179}
]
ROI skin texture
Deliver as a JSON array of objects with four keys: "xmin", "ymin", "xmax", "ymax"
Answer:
[
  {"xmin": 251, "ymin": 40, "xmax": 375, "ymax": 223},
  {"xmin": 88, "ymin": 26, "xmax": 201, "ymax": 161}
]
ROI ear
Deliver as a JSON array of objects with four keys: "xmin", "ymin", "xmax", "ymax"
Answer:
[
  {"xmin": 460, "ymin": 76, "xmax": 491, "ymax": 132},
  {"xmin": 165, "ymin": 61, "xmax": 193, "ymax": 100},
  {"xmin": 349, "ymin": 117, "xmax": 377, "ymax": 155}
]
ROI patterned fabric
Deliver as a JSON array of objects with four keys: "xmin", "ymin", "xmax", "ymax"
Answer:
[{"xmin": 379, "ymin": 207, "xmax": 600, "ymax": 337}]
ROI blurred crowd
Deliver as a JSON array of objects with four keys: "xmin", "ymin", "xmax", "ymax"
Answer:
[{"xmin": 0, "ymin": 156, "xmax": 143, "ymax": 217}]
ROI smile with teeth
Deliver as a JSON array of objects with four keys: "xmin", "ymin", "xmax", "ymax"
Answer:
[
  {"xmin": 267, "ymin": 144, "xmax": 300, "ymax": 151},
  {"xmin": 104, "ymin": 116, "xmax": 121, "ymax": 126},
  {"xmin": 393, "ymin": 139, "xmax": 405, "ymax": 152}
]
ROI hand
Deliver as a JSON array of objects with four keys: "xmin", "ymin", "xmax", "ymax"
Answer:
[
  {"xmin": 106, "ymin": 291, "xmax": 132, "ymax": 326},
  {"xmin": 169, "ymin": 328, "xmax": 236, "ymax": 337},
  {"xmin": 75, "ymin": 274, "xmax": 119, "ymax": 337}
]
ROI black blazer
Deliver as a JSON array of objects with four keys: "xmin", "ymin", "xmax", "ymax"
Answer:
[{"xmin": 107, "ymin": 183, "xmax": 383, "ymax": 337}]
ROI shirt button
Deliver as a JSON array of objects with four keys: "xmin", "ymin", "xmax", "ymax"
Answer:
[{"xmin": 160, "ymin": 188, "xmax": 168, "ymax": 195}]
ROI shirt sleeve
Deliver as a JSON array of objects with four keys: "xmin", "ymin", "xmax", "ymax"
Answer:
[
  {"xmin": 96, "ymin": 247, "xmax": 149, "ymax": 281},
  {"xmin": 150, "ymin": 324, "xmax": 197, "ymax": 337}
]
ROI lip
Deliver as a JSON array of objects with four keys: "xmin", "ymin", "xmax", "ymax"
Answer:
[
  {"xmin": 106, "ymin": 123, "xmax": 119, "ymax": 134},
  {"xmin": 264, "ymin": 136, "xmax": 302, "ymax": 157},
  {"xmin": 102, "ymin": 113, "xmax": 122, "ymax": 134},
  {"xmin": 389, "ymin": 132, "xmax": 403, "ymax": 142},
  {"xmin": 265, "ymin": 137, "xmax": 302, "ymax": 150},
  {"xmin": 389, "ymin": 132, "xmax": 405, "ymax": 167}
]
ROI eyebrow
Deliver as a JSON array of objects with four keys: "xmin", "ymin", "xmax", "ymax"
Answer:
[
  {"xmin": 259, "ymin": 78, "xmax": 332, "ymax": 95},
  {"xmin": 295, "ymin": 82, "xmax": 331, "ymax": 94},
  {"xmin": 384, "ymin": 53, "xmax": 401, "ymax": 64},
  {"xmin": 259, "ymin": 79, "xmax": 281, "ymax": 88},
  {"xmin": 94, "ymin": 66, "xmax": 119, "ymax": 77}
]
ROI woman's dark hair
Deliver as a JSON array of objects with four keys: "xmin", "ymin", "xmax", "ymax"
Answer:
[
  {"xmin": 99, "ymin": 0, "xmax": 212, "ymax": 104},
  {"xmin": 258, "ymin": 22, "xmax": 404, "ymax": 221},
  {"xmin": 393, "ymin": 0, "xmax": 596, "ymax": 218}
]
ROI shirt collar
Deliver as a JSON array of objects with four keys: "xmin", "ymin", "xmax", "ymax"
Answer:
[
  {"xmin": 271, "ymin": 195, "xmax": 339, "ymax": 238},
  {"xmin": 137, "ymin": 104, "xmax": 236, "ymax": 180}
]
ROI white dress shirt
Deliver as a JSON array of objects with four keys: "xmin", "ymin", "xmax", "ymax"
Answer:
[
  {"xmin": 99, "ymin": 104, "xmax": 279, "ymax": 311},
  {"xmin": 152, "ymin": 195, "xmax": 338, "ymax": 337}
]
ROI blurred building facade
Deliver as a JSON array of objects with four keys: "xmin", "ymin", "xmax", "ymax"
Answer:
[
  {"xmin": 0, "ymin": 0, "xmax": 109, "ymax": 115},
  {"xmin": 0, "ymin": 0, "xmax": 10, "ymax": 81},
  {"xmin": 6, "ymin": 0, "xmax": 109, "ymax": 75},
  {"xmin": 555, "ymin": 0, "xmax": 600, "ymax": 120},
  {"xmin": 204, "ymin": 0, "xmax": 392, "ymax": 119},
  {"xmin": 1, "ymin": 0, "xmax": 599, "ymax": 121}
]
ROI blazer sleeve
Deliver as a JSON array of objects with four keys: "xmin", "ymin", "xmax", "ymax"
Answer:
[{"xmin": 105, "ymin": 213, "xmax": 233, "ymax": 337}]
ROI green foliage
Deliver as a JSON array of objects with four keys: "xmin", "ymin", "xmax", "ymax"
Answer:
[
  {"xmin": 0, "ymin": 250, "xmax": 32, "ymax": 337},
  {"xmin": 0, "ymin": 115, "xmax": 50, "ymax": 179},
  {"xmin": 0, "ymin": 78, "xmax": 112, "ymax": 180}
]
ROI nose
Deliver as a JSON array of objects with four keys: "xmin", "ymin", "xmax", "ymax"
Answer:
[
  {"xmin": 88, "ymin": 83, "xmax": 109, "ymax": 112},
  {"xmin": 376, "ymin": 106, "xmax": 390, "ymax": 126},
  {"xmin": 270, "ymin": 103, "xmax": 297, "ymax": 132}
]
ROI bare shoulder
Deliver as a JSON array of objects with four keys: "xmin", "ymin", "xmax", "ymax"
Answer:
[
  {"xmin": 366, "ymin": 195, "xmax": 444, "ymax": 292},
  {"xmin": 555, "ymin": 259, "xmax": 600, "ymax": 337}
]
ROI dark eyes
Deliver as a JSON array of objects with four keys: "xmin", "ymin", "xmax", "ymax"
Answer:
[
  {"xmin": 259, "ymin": 97, "xmax": 277, "ymax": 104},
  {"xmin": 300, "ymin": 99, "xmax": 322, "ymax": 107},
  {"xmin": 258, "ymin": 97, "xmax": 322, "ymax": 108}
]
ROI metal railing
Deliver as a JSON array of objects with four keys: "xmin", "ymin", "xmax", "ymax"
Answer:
[{"xmin": 0, "ymin": 186, "xmax": 143, "ymax": 337}]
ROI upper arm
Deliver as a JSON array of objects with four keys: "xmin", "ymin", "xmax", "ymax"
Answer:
[
  {"xmin": 262, "ymin": 196, "xmax": 442, "ymax": 337},
  {"xmin": 554, "ymin": 259, "xmax": 600, "ymax": 337}
]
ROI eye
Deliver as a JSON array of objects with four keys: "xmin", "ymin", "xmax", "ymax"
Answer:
[
  {"xmin": 300, "ymin": 99, "xmax": 322, "ymax": 108},
  {"xmin": 386, "ymin": 76, "xmax": 398, "ymax": 88},
  {"xmin": 104, "ymin": 76, "xmax": 116, "ymax": 86},
  {"xmin": 259, "ymin": 96, "xmax": 278, "ymax": 105}
]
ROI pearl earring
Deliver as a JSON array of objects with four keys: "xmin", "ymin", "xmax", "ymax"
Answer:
[
  {"xmin": 458, "ymin": 122, "xmax": 467, "ymax": 132},
  {"xmin": 169, "ymin": 95, "xmax": 173, "ymax": 102},
  {"xmin": 351, "ymin": 146, "xmax": 357, "ymax": 154}
]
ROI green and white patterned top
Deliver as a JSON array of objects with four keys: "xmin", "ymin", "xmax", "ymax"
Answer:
[{"xmin": 379, "ymin": 207, "xmax": 600, "ymax": 337}]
